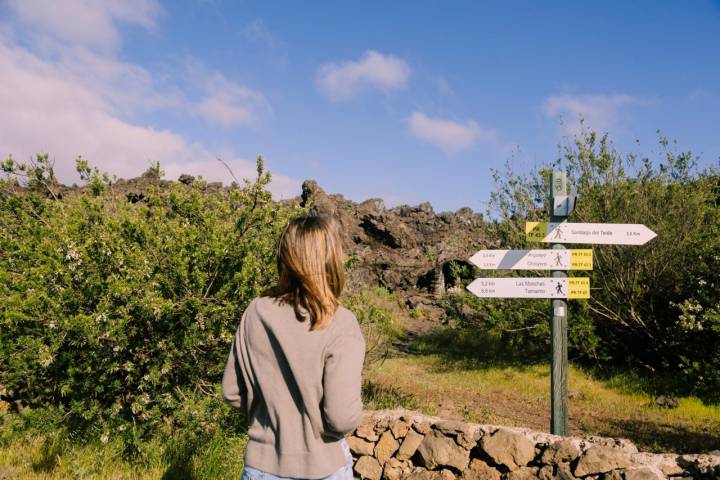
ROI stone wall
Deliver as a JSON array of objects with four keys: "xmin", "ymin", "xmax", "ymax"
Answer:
[{"xmin": 348, "ymin": 410, "xmax": 720, "ymax": 480}]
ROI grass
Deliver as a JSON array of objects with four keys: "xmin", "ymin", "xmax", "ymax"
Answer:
[
  {"xmin": 0, "ymin": 392, "xmax": 249, "ymax": 480},
  {"xmin": 0, "ymin": 414, "xmax": 248, "ymax": 480},
  {"xmin": 361, "ymin": 326, "xmax": 720, "ymax": 454}
]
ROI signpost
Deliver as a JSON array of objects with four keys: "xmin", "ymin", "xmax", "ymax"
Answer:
[
  {"xmin": 469, "ymin": 249, "xmax": 593, "ymax": 271},
  {"xmin": 526, "ymin": 222, "xmax": 657, "ymax": 245},
  {"xmin": 465, "ymin": 170, "xmax": 658, "ymax": 436},
  {"xmin": 549, "ymin": 171, "xmax": 569, "ymax": 436},
  {"xmin": 466, "ymin": 277, "xmax": 590, "ymax": 299}
]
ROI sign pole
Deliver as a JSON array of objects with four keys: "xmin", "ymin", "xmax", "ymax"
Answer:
[{"xmin": 550, "ymin": 171, "xmax": 569, "ymax": 436}]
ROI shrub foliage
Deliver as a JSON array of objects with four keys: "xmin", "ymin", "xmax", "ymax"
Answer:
[
  {"xmin": 478, "ymin": 130, "xmax": 720, "ymax": 400},
  {"xmin": 0, "ymin": 155, "xmax": 304, "ymax": 437}
]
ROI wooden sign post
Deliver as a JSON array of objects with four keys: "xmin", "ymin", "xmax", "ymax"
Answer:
[{"xmin": 550, "ymin": 171, "xmax": 569, "ymax": 436}]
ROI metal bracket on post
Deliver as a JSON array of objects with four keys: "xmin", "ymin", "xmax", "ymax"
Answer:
[{"xmin": 550, "ymin": 171, "xmax": 569, "ymax": 436}]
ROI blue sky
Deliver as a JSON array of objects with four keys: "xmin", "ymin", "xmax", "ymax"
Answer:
[{"xmin": 1, "ymin": 1, "xmax": 719, "ymax": 212}]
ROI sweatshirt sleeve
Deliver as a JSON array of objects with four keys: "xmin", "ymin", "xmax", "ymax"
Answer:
[
  {"xmin": 221, "ymin": 319, "xmax": 248, "ymax": 411},
  {"xmin": 321, "ymin": 321, "xmax": 366, "ymax": 435}
]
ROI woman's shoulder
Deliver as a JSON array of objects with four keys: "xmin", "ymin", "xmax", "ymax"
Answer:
[
  {"xmin": 241, "ymin": 296, "xmax": 276, "ymax": 322},
  {"xmin": 334, "ymin": 304, "xmax": 355, "ymax": 320},
  {"xmin": 246, "ymin": 296, "xmax": 361, "ymax": 337},
  {"xmin": 250, "ymin": 295, "xmax": 286, "ymax": 311},
  {"xmin": 331, "ymin": 305, "xmax": 362, "ymax": 336},
  {"xmin": 244, "ymin": 296, "xmax": 266, "ymax": 312}
]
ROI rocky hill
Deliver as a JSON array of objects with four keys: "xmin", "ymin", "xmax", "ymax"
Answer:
[{"xmin": 295, "ymin": 180, "xmax": 489, "ymax": 326}]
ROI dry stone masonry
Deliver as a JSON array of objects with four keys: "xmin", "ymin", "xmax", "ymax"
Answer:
[{"xmin": 348, "ymin": 410, "xmax": 720, "ymax": 480}]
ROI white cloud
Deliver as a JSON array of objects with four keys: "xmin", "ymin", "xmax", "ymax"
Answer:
[
  {"xmin": 191, "ymin": 70, "xmax": 271, "ymax": 127},
  {"xmin": 543, "ymin": 94, "xmax": 635, "ymax": 135},
  {"xmin": 316, "ymin": 50, "xmax": 410, "ymax": 101},
  {"xmin": 0, "ymin": 1, "xmax": 295, "ymax": 198},
  {"xmin": 0, "ymin": 41, "xmax": 195, "ymax": 177},
  {"xmin": 195, "ymin": 97, "xmax": 255, "ymax": 126},
  {"xmin": 56, "ymin": 47, "xmax": 184, "ymax": 116},
  {"xmin": 408, "ymin": 112, "xmax": 497, "ymax": 154},
  {"xmin": 4, "ymin": 0, "xmax": 271, "ymax": 127},
  {"xmin": 3, "ymin": 0, "xmax": 160, "ymax": 52},
  {"xmin": 0, "ymin": 42, "xmax": 297, "ymax": 199}
]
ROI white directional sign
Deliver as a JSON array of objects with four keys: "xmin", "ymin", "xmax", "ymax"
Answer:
[
  {"xmin": 526, "ymin": 222, "xmax": 657, "ymax": 245},
  {"xmin": 469, "ymin": 249, "xmax": 593, "ymax": 270},
  {"xmin": 467, "ymin": 277, "xmax": 590, "ymax": 299}
]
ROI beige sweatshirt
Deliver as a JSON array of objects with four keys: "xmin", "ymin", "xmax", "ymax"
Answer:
[{"xmin": 222, "ymin": 295, "xmax": 366, "ymax": 478}]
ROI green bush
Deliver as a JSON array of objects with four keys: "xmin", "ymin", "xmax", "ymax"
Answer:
[
  {"xmin": 439, "ymin": 288, "xmax": 599, "ymax": 363},
  {"xmin": 341, "ymin": 285, "xmax": 405, "ymax": 366},
  {"xmin": 0, "ymin": 155, "xmax": 304, "ymax": 441}
]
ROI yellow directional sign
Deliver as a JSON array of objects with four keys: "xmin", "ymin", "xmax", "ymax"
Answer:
[
  {"xmin": 568, "ymin": 278, "xmax": 590, "ymax": 299},
  {"xmin": 469, "ymin": 249, "xmax": 593, "ymax": 270},
  {"xmin": 570, "ymin": 250, "xmax": 593, "ymax": 270},
  {"xmin": 526, "ymin": 221, "xmax": 657, "ymax": 246},
  {"xmin": 526, "ymin": 222, "xmax": 548, "ymax": 242}
]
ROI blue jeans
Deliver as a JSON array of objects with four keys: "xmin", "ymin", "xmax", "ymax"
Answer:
[{"xmin": 241, "ymin": 438, "xmax": 354, "ymax": 480}]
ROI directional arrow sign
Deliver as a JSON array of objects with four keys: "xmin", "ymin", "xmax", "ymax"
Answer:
[
  {"xmin": 467, "ymin": 277, "xmax": 590, "ymax": 299},
  {"xmin": 469, "ymin": 249, "xmax": 593, "ymax": 270},
  {"xmin": 526, "ymin": 222, "xmax": 657, "ymax": 245}
]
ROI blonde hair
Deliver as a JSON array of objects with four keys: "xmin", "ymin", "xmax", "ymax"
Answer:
[{"xmin": 263, "ymin": 215, "xmax": 345, "ymax": 330}]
